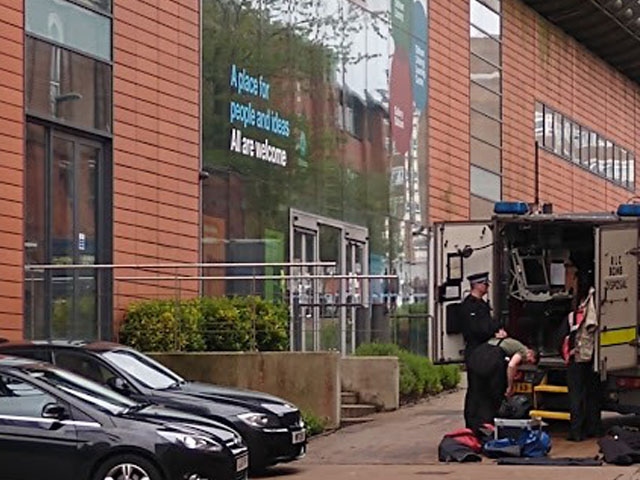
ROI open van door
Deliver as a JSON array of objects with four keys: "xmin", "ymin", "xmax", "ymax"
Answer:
[
  {"xmin": 596, "ymin": 223, "xmax": 638, "ymax": 374},
  {"xmin": 430, "ymin": 221, "xmax": 493, "ymax": 363}
]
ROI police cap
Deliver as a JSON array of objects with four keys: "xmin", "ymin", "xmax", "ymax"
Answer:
[{"xmin": 467, "ymin": 271, "xmax": 490, "ymax": 285}]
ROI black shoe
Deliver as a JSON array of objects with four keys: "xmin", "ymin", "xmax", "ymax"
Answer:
[{"xmin": 566, "ymin": 433, "xmax": 585, "ymax": 442}]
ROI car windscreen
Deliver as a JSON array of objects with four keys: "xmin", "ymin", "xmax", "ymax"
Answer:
[
  {"xmin": 101, "ymin": 350, "xmax": 184, "ymax": 390},
  {"xmin": 23, "ymin": 365, "xmax": 138, "ymax": 415}
]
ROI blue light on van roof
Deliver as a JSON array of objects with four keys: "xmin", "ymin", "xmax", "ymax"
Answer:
[
  {"xmin": 617, "ymin": 203, "xmax": 640, "ymax": 217},
  {"xmin": 494, "ymin": 201, "xmax": 529, "ymax": 215}
]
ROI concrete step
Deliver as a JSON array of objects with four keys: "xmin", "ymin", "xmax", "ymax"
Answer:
[
  {"xmin": 341, "ymin": 404, "xmax": 377, "ymax": 419},
  {"xmin": 341, "ymin": 391, "xmax": 359, "ymax": 405},
  {"xmin": 341, "ymin": 416, "xmax": 374, "ymax": 427}
]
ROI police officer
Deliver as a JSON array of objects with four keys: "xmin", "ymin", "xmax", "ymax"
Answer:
[{"xmin": 460, "ymin": 272, "xmax": 506, "ymax": 431}]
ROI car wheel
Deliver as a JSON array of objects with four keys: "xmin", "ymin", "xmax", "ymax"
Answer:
[{"xmin": 93, "ymin": 454, "xmax": 162, "ymax": 480}]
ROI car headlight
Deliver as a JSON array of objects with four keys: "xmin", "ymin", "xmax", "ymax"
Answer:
[
  {"xmin": 157, "ymin": 430, "xmax": 223, "ymax": 452},
  {"xmin": 237, "ymin": 412, "xmax": 280, "ymax": 429}
]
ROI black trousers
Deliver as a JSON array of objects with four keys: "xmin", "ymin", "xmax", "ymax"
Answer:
[
  {"xmin": 464, "ymin": 360, "xmax": 506, "ymax": 432},
  {"xmin": 567, "ymin": 359, "xmax": 602, "ymax": 439}
]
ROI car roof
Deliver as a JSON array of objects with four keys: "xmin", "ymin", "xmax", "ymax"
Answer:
[
  {"xmin": 0, "ymin": 339, "xmax": 125, "ymax": 353},
  {"xmin": 0, "ymin": 354, "xmax": 48, "ymax": 369}
]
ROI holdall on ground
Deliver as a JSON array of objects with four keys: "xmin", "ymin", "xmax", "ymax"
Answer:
[
  {"xmin": 518, "ymin": 429, "xmax": 551, "ymax": 458},
  {"xmin": 483, "ymin": 429, "xmax": 551, "ymax": 458}
]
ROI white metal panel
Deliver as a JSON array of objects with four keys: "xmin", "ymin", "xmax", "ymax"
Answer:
[
  {"xmin": 596, "ymin": 224, "xmax": 638, "ymax": 373},
  {"xmin": 432, "ymin": 221, "xmax": 493, "ymax": 363}
]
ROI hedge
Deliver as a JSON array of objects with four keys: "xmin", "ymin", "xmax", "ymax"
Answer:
[
  {"xmin": 355, "ymin": 342, "xmax": 461, "ymax": 403},
  {"xmin": 120, "ymin": 296, "xmax": 289, "ymax": 352}
]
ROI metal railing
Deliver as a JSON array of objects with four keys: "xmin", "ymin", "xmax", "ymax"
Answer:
[{"xmin": 23, "ymin": 261, "xmax": 426, "ymax": 356}]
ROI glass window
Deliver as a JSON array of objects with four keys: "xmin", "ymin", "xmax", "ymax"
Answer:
[
  {"xmin": 605, "ymin": 140, "xmax": 614, "ymax": 180},
  {"xmin": 26, "ymin": 0, "xmax": 111, "ymax": 61},
  {"xmin": 470, "ymin": 54, "xmax": 501, "ymax": 93},
  {"xmin": 553, "ymin": 112, "xmax": 562, "ymax": 155},
  {"xmin": 73, "ymin": 0, "xmax": 111, "ymax": 13},
  {"xmin": 23, "ymin": 365, "xmax": 137, "ymax": 415},
  {"xmin": 580, "ymin": 128, "xmax": 589, "ymax": 167},
  {"xmin": 101, "ymin": 350, "xmax": 183, "ymax": 390},
  {"xmin": 25, "ymin": 37, "xmax": 112, "ymax": 133},
  {"xmin": 477, "ymin": 0, "xmax": 501, "ymax": 13},
  {"xmin": 470, "ymin": 165, "xmax": 501, "ymax": 202},
  {"xmin": 471, "ymin": 82, "xmax": 500, "ymax": 120},
  {"xmin": 471, "ymin": 137, "xmax": 500, "ymax": 172},
  {"xmin": 471, "ymin": 0, "xmax": 500, "ymax": 36},
  {"xmin": 589, "ymin": 131, "xmax": 598, "ymax": 172},
  {"xmin": 0, "ymin": 374, "xmax": 57, "ymax": 418},
  {"xmin": 620, "ymin": 149, "xmax": 628, "ymax": 186},
  {"xmin": 534, "ymin": 102, "xmax": 543, "ymax": 146},
  {"xmin": 571, "ymin": 123, "xmax": 581, "ymax": 164},
  {"xmin": 543, "ymin": 105, "xmax": 554, "ymax": 148},
  {"xmin": 628, "ymin": 154, "xmax": 635, "ymax": 190},
  {"xmin": 471, "ymin": 110, "xmax": 501, "ymax": 147},
  {"xmin": 562, "ymin": 118, "xmax": 572, "ymax": 159},
  {"xmin": 54, "ymin": 351, "xmax": 114, "ymax": 385},
  {"xmin": 470, "ymin": 26, "xmax": 500, "ymax": 66},
  {"xmin": 613, "ymin": 146, "xmax": 622, "ymax": 183},
  {"xmin": 597, "ymin": 137, "xmax": 607, "ymax": 176}
]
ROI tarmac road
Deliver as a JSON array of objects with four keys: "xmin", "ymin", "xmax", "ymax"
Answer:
[{"xmin": 257, "ymin": 377, "xmax": 640, "ymax": 480}]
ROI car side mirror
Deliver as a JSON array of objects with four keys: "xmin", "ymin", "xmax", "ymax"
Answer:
[
  {"xmin": 107, "ymin": 377, "xmax": 131, "ymax": 395},
  {"xmin": 41, "ymin": 403, "xmax": 69, "ymax": 420}
]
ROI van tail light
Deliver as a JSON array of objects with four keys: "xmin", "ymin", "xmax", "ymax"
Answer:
[{"xmin": 616, "ymin": 377, "xmax": 640, "ymax": 389}]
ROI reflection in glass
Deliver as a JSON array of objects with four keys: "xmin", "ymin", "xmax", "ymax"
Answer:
[
  {"xmin": 470, "ymin": 26, "xmax": 500, "ymax": 66},
  {"xmin": 470, "ymin": 54, "xmax": 501, "ymax": 94},
  {"xmin": 470, "ymin": 165, "xmax": 501, "ymax": 202},
  {"xmin": 471, "ymin": 0, "xmax": 500, "ymax": 35},
  {"xmin": 26, "ymin": 37, "xmax": 112, "ymax": 132},
  {"xmin": 26, "ymin": 0, "xmax": 112, "ymax": 61},
  {"xmin": 471, "ymin": 137, "xmax": 500, "ymax": 172},
  {"xmin": 543, "ymin": 105, "xmax": 554, "ymax": 148},
  {"xmin": 471, "ymin": 82, "xmax": 500, "ymax": 120},
  {"xmin": 201, "ymin": 0, "xmax": 429, "ymax": 351},
  {"xmin": 25, "ymin": 124, "xmax": 47, "ymax": 339},
  {"xmin": 471, "ymin": 110, "xmax": 501, "ymax": 147},
  {"xmin": 534, "ymin": 102, "xmax": 543, "ymax": 146}
]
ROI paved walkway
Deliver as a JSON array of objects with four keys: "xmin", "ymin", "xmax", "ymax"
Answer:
[{"xmin": 272, "ymin": 381, "xmax": 640, "ymax": 479}]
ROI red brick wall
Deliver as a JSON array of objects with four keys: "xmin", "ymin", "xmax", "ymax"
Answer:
[
  {"xmin": 0, "ymin": 0, "xmax": 24, "ymax": 340},
  {"xmin": 503, "ymin": 1, "xmax": 640, "ymax": 212},
  {"xmin": 428, "ymin": 0, "xmax": 471, "ymax": 222},
  {"xmin": 112, "ymin": 0, "xmax": 200, "ymax": 317}
]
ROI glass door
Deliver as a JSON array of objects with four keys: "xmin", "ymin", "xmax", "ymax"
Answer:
[
  {"xmin": 50, "ymin": 134, "xmax": 100, "ymax": 339},
  {"xmin": 290, "ymin": 209, "xmax": 369, "ymax": 354},
  {"xmin": 291, "ymin": 228, "xmax": 318, "ymax": 351}
]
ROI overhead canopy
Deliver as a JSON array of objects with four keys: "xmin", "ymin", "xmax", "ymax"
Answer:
[{"xmin": 521, "ymin": 0, "xmax": 640, "ymax": 85}]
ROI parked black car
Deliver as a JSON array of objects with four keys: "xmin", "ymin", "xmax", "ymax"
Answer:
[
  {"xmin": 0, "ymin": 341, "xmax": 307, "ymax": 472},
  {"xmin": 0, "ymin": 354, "xmax": 249, "ymax": 480}
]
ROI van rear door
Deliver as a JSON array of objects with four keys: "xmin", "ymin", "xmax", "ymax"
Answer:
[
  {"xmin": 596, "ymin": 223, "xmax": 638, "ymax": 373},
  {"xmin": 430, "ymin": 221, "xmax": 493, "ymax": 363}
]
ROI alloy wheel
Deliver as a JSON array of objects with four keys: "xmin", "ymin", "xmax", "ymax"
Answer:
[{"xmin": 104, "ymin": 463, "xmax": 151, "ymax": 480}]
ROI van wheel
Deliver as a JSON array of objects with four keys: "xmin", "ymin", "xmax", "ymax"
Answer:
[{"xmin": 93, "ymin": 454, "xmax": 162, "ymax": 480}]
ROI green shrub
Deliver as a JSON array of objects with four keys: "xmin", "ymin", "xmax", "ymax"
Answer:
[
  {"xmin": 438, "ymin": 364, "xmax": 462, "ymax": 390},
  {"xmin": 301, "ymin": 410, "xmax": 328, "ymax": 437},
  {"xmin": 120, "ymin": 299, "xmax": 205, "ymax": 352},
  {"xmin": 250, "ymin": 297, "xmax": 289, "ymax": 351},
  {"xmin": 120, "ymin": 296, "xmax": 289, "ymax": 352},
  {"xmin": 355, "ymin": 342, "xmax": 401, "ymax": 357},
  {"xmin": 355, "ymin": 342, "xmax": 460, "ymax": 403},
  {"xmin": 200, "ymin": 296, "xmax": 252, "ymax": 351}
]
